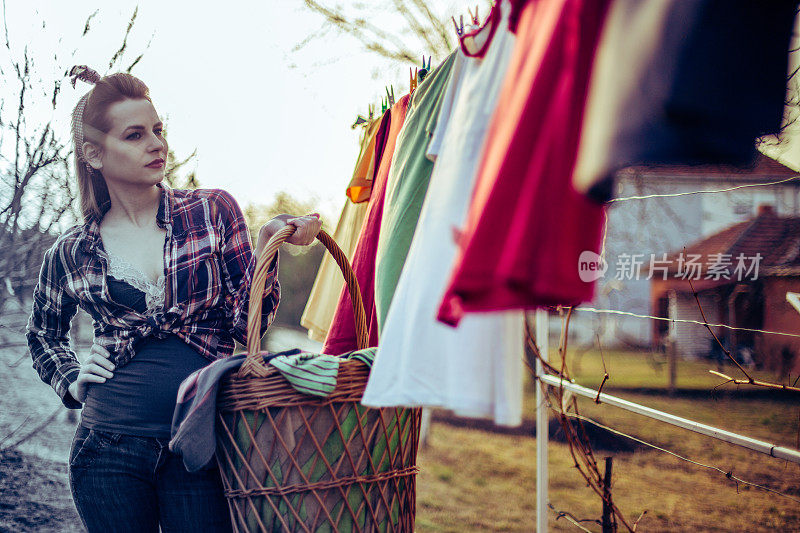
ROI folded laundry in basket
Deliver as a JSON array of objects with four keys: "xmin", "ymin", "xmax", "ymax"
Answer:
[{"xmin": 169, "ymin": 347, "xmax": 376, "ymax": 471}]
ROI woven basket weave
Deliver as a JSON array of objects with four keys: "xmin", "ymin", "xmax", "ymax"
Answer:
[{"xmin": 215, "ymin": 226, "xmax": 421, "ymax": 532}]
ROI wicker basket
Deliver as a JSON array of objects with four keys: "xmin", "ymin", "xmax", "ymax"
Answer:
[{"xmin": 215, "ymin": 226, "xmax": 422, "ymax": 532}]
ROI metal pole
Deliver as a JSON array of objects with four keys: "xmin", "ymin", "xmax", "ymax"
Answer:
[
  {"xmin": 535, "ymin": 309, "xmax": 549, "ymax": 532},
  {"xmin": 538, "ymin": 374, "xmax": 800, "ymax": 464}
]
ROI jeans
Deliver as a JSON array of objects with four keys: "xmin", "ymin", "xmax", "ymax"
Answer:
[{"xmin": 68, "ymin": 423, "xmax": 234, "ymax": 533}]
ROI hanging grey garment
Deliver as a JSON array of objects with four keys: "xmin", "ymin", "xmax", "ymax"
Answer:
[
  {"xmin": 80, "ymin": 277, "xmax": 209, "ymax": 438},
  {"xmin": 573, "ymin": 0, "xmax": 798, "ymax": 202}
]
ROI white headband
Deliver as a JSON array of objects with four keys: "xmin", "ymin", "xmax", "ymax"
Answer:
[{"xmin": 68, "ymin": 65, "xmax": 101, "ymax": 164}]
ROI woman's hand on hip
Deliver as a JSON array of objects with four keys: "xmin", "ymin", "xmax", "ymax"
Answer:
[{"xmin": 67, "ymin": 344, "xmax": 116, "ymax": 403}]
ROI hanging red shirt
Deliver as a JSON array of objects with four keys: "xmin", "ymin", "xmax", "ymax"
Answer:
[
  {"xmin": 323, "ymin": 95, "xmax": 411, "ymax": 354},
  {"xmin": 438, "ymin": 0, "xmax": 611, "ymax": 326}
]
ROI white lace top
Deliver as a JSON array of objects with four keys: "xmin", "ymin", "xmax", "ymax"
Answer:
[{"xmin": 105, "ymin": 251, "xmax": 166, "ymax": 315}]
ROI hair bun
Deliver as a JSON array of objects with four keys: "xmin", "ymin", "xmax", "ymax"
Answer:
[{"xmin": 68, "ymin": 65, "xmax": 101, "ymax": 88}]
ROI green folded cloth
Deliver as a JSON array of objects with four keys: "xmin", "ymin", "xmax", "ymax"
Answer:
[{"xmin": 269, "ymin": 347, "xmax": 376, "ymax": 397}]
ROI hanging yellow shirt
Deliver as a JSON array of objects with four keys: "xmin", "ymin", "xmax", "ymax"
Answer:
[{"xmin": 302, "ymin": 116, "xmax": 383, "ymax": 341}]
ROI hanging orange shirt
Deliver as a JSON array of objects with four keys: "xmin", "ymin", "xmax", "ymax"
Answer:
[{"xmin": 345, "ymin": 117, "xmax": 383, "ymax": 203}]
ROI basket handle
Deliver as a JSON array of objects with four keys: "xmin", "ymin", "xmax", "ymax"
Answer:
[{"xmin": 238, "ymin": 226, "xmax": 368, "ymax": 378}]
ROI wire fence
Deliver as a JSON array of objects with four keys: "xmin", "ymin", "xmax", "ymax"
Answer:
[{"xmin": 532, "ymin": 172, "xmax": 800, "ymax": 531}]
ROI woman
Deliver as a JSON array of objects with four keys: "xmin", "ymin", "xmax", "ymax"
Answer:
[{"xmin": 25, "ymin": 66, "xmax": 322, "ymax": 532}]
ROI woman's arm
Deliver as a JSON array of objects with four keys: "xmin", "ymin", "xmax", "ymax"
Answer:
[
  {"xmin": 26, "ymin": 244, "xmax": 83, "ymax": 409},
  {"xmin": 216, "ymin": 190, "xmax": 281, "ymax": 346},
  {"xmin": 216, "ymin": 191, "xmax": 322, "ymax": 347}
]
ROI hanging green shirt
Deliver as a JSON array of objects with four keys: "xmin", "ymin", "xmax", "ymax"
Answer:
[{"xmin": 374, "ymin": 50, "xmax": 462, "ymax": 333}]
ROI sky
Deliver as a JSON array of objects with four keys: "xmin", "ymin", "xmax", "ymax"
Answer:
[
  {"xmin": 0, "ymin": 0, "xmax": 462, "ymax": 221},
  {"xmin": 2, "ymin": 1, "xmax": 799, "ymax": 223}
]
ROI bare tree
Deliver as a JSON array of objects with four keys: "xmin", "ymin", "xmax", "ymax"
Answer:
[
  {"xmin": 164, "ymin": 148, "xmax": 200, "ymax": 190},
  {"xmin": 297, "ymin": 1, "xmax": 454, "ymax": 63}
]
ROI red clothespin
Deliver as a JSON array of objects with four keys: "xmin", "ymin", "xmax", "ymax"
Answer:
[
  {"xmin": 468, "ymin": 5, "xmax": 480, "ymax": 25},
  {"xmin": 410, "ymin": 67, "xmax": 418, "ymax": 93}
]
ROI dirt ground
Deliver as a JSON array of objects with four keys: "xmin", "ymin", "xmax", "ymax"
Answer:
[
  {"xmin": 0, "ymin": 342, "xmax": 85, "ymax": 533},
  {"xmin": 0, "ymin": 448, "xmax": 83, "ymax": 533}
]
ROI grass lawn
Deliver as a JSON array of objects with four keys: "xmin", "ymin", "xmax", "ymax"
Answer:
[
  {"xmin": 564, "ymin": 348, "xmax": 795, "ymax": 392},
  {"xmin": 414, "ymin": 351, "xmax": 800, "ymax": 532}
]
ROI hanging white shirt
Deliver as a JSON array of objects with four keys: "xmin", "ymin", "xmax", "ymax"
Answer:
[{"xmin": 362, "ymin": 2, "xmax": 523, "ymax": 426}]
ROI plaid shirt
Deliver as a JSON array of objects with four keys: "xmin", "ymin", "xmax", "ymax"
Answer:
[{"xmin": 26, "ymin": 182, "xmax": 280, "ymax": 409}]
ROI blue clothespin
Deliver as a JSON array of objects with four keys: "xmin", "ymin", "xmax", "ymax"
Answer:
[{"xmin": 451, "ymin": 14, "xmax": 465, "ymax": 37}]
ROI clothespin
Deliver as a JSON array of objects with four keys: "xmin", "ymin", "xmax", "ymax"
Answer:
[
  {"xmin": 418, "ymin": 56, "xmax": 432, "ymax": 84},
  {"xmin": 410, "ymin": 67, "xmax": 418, "ymax": 93},
  {"xmin": 352, "ymin": 102, "xmax": 378, "ymax": 129},
  {"xmin": 381, "ymin": 96, "xmax": 389, "ymax": 113},
  {"xmin": 351, "ymin": 115, "xmax": 368, "ymax": 129},
  {"xmin": 467, "ymin": 5, "xmax": 480, "ymax": 25},
  {"xmin": 385, "ymin": 85, "xmax": 395, "ymax": 107},
  {"xmin": 451, "ymin": 14, "xmax": 465, "ymax": 36}
]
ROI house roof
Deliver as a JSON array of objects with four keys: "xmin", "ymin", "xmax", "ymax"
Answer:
[
  {"xmin": 660, "ymin": 205, "xmax": 800, "ymax": 278},
  {"xmin": 617, "ymin": 153, "xmax": 800, "ymax": 184}
]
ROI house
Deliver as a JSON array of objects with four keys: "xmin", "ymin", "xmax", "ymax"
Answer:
[
  {"xmin": 648, "ymin": 205, "xmax": 800, "ymax": 375},
  {"xmin": 571, "ymin": 153, "xmax": 800, "ymax": 351}
]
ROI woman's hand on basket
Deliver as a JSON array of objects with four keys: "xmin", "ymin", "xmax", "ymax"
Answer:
[
  {"xmin": 67, "ymin": 343, "xmax": 115, "ymax": 404},
  {"xmin": 258, "ymin": 213, "xmax": 322, "ymax": 249},
  {"xmin": 285, "ymin": 213, "xmax": 322, "ymax": 245}
]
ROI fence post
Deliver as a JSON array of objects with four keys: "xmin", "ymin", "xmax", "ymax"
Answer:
[
  {"xmin": 419, "ymin": 408, "xmax": 432, "ymax": 448},
  {"xmin": 668, "ymin": 338, "xmax": 677, "ymax": 396},
  {"xmin": 667, "ymin": 289, "xmax": 678, "ymax": 395},
  {"xmin": 535, "ymin": 309, "xmax": 549, "ymax": 532},
  {"xmin": 601, "ymin": 457, "xmax": 615, "ymax": 533}
]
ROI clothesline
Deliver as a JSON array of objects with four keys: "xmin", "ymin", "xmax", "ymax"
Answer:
[
  {"xmin": 551, "ymin": 306, "xmax": 800, "ymax": 340},
  {"xmin": 607, "ymin": 175, "xmax": 800, "ymax": 204}
]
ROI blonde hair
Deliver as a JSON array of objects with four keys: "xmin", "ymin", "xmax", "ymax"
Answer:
[{"xmin": 70, "ymin": 70, "xmax": 151, "ymax": 222}]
